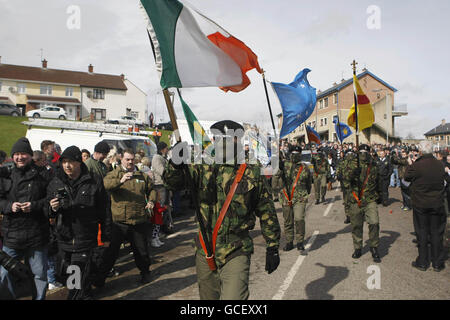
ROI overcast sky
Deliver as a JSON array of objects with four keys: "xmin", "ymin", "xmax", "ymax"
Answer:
[{"xmin": 1, "ymin": 0, "xmax": 449, "ymax": 138}]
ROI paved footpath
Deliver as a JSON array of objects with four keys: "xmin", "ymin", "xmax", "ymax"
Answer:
[{"xmin": 46, "ymin": 187, "xmax": 449, "ymax": 300}]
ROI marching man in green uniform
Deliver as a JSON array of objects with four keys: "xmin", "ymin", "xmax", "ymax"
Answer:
[
  {"xmin": 336, "ymin": 149, "xmax": 356, "ymax": 224},
  {"xmin": 164, "ymin": 120, "xmax": 281, "ymax": 300},
  {"xmin": 342, "ymin": 144, "xmax": 381, "ymax": 263},
  {"xmin": 312, "ymin": 147, "xmax": 331, "ymax": 204},
  {"xmin": 273, "ymin": 145, "xmax": 312, "ymax": 252}
]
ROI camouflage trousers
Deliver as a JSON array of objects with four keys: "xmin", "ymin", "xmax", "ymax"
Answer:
[
  {"xmin": 282, "ymin": 202, "xmax": 307, "ymax": 243},
  {"xmin": 342, "ymin": 190, "xmax": 351, "ymax": 217},
  {"xmin": 314, "ymin": 174, "xmax": 327, "ymax": 201},
  {"xmin": 349, "ymin": 201, "xmax": 380, "ymax": 249},
  {"xmin": 195, "ymin": 251, "xmax": 250, "ymax": 300}
]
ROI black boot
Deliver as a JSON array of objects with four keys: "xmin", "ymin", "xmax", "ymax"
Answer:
[
  {"xmin": 315, "ymin": 199, "xmax": 320, "ymax": 205},
  {"xmin": 321, "ymin": 196, "xmax": 325, "ymax": 204},
  {"xmin": 352, "ymin": 249, "xmax": 362, "ymax": 259},
  {"xmin": 297, "ymin": 242, "xmax": 305, "ymax": 251},
  {"xmin": 370, "ymin": 247, "xmax": 381, "ymax": 263},
  {"xmin": 283, "ymin": 241, "xmax": 294, "ymax": 251},
  {"xmin": 140, "ymin": 271, "xmax": 152, "ymax": 284},
  {"xmin": 344, "ymin": 216, "xmax": 351, "ymax": 224}
]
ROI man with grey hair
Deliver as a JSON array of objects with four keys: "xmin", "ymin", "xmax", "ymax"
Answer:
[{"xmin": 405, "ymin": 140, "xmax": 450, "ymax": 272}]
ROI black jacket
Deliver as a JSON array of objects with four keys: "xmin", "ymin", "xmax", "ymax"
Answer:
[
  {"xmin": 0, "ymin": 163, "xmax": 51, "ymax": 250},
  {"xmin": 376, "ymin": 156, "xmax": 393, "ymax": 179},
  {"xmin": 404, "ymin": 154, "xmax": 450, "ymax": 209},
  {"xmin": 46, "ymin": 164, "xmax": 112, "ymax": 252}
]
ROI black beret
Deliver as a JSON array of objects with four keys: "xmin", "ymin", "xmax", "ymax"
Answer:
[
  {"xmin": 359, "ymin": 144, "xmax": 371, "ymax": 152},
  {"xmin": 210, "ymin": 120, "xmax": 244, "ymax": 135},
  {"xmin": 289, "ymin": 145, "xmax": 302, "ymax": 153}
]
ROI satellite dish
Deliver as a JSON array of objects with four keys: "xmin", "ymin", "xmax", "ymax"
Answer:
[
  {"xmin": 9, "ymin": 87, "xmax": 17, "ymax": 93},
  {"xmin": 86, "ymin": 90, "xmax": 93, "ymax": 98}
]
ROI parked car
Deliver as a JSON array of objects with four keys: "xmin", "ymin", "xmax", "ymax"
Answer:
[
  {"xmin": 107, "ymin": 115, "xmax": 144, "ymax": 127},
  {"xmin": 0, "ymin": 103, "xmax": 21, "ymax": 117},
  {"xmin": 26, "ymin": 106, "xmax": 66, "ymax": 120},
  {"xmin": 156, "ymin": 121, "xmax": 173, "ymax": 131}
]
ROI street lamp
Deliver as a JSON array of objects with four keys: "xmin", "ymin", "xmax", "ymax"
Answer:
[{"xmin": 373, "ymin": 88, "xmax": 389, "ymax": 144}]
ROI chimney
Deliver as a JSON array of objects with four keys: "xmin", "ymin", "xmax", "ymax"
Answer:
[
  {"xmin": 0, "ymin": 56, "xmax": 2, "ymax": 64},
  {"xmin": 333, "ymin": 82, "xmax": 337, "ymax": 86},
  {"xmin": 442, "ymin": 119, "xmax": 446, "ymax": 126},
  {"xmin": 120, "ymin": 74, "xmax": 125, "ymax": 81},
  {"xmin": 88, "ymin": 64, "xmax": 94, "ymax": 73},
  {"xmin": 341, "ymin": 78, "xmax": 346, "ymax": 83},
  {"xmin": 42, "ymin": 59, "xmax": 48, "ymax": 69}
]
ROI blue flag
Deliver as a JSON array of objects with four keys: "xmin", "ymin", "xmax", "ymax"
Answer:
[
  {"xmin": 271, "ymin": 68, "xmax": 316, "ymax": 138},
  {"xmin": 333, "ymin": 118, "xmax": 353, "ymax": 142}
]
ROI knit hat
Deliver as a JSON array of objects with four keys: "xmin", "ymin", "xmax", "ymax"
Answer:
[
  {"xmin": 60, "ymin": 146, "xmax": 82, "ymax": 163},
  {"xmin": 94, "ymin": 141, "xmax": 111, "ymax": 155},
  {"xmin": 11, "ymin": 137, "xmax": 33, "ymax": 157}
]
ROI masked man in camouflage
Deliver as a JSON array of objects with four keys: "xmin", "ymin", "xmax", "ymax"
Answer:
[
  {"xmin": 273, "ymin": 145, "xmax": 312, "ymax": 252},
  {"xmin": 312, "ymin": 148, "xmax": 331, "ymax": 204},
  {"xmin": 164, "ymin": 120, "xmax": 281, "ymax": 300},
  {"xmin": 342, "ymin": 144, "xmax": 381, "ymax": 263},
  {"xmin": 336, "ymin": 149, "xmax": 356, "ymax": 224}
]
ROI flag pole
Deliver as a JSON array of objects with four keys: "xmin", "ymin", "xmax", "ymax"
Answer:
[
  {"xmin": 351, "ymin": 60, "xmax": 359, "ymax": 148},
  {"xmin": 261, "ymin": 70, "xmax": 278, "ymax": 141},
  {"xmin": 146, "ymin": 30, "xmax": 215, "ymax": 269}
]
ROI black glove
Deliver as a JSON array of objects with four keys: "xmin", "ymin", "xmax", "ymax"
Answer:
[{"xmin": 265, "ymin": 247, "xmax": 280, "ymax": 274}]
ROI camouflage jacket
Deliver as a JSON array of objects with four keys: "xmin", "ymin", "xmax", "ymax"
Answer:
[
  {"xmin": 312, "ymin": 154, "xmax": 331, "ymax": 178},
  {"xmin": 342, "ymin": 153, "xmax": 380, "ymax": 206},
  {"xmin": 273, "ymin": 159, "xmax": 312, "ymax": 207},
  {"xmin": 391, "ymin": 155, "xmax": 408, "ymax": 180},
  {"xmin": 336, "ymin": 153, "xmax": 356, "ymax": 190},
  {"xmin": 164, "ymin": 162, "xmax": 281, "ymax": 268}
]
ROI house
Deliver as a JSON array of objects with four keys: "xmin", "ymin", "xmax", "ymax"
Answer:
[
  {"xmin": 424, "ymin": 119, "xmax": 450, "ymax": 149},
  {"xmin": 277, "ymin": 68, "xmax": 408, "ymax": 144},
  {"xmin": 0, "ymin": 57, "xmax": 147, "ymax": 123}
]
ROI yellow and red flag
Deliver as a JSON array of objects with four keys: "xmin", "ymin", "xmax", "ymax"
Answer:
[{"xmin": 347, "ymin": 75, "xmax": 374, "ymax": 131}]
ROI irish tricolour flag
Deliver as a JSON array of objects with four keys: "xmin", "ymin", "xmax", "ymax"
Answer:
[{"xmin": 140, "ymin": 0, "xmax": 262, "ymax": 92}]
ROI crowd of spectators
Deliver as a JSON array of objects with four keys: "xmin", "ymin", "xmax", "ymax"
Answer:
[{"xmin": 0, "ymin": 138, "xmax": 176, "ymax": 300}]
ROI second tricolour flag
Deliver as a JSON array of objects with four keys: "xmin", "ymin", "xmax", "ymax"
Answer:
[{"xmin": 140, "ymin": 0, "xmax": 262, "ymax": 92}]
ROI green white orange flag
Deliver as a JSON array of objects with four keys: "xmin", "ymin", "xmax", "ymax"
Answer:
[
  {"xmin": 140, "ymin": 0, "xmax": 262, "ymax": 92},
  {"xmin": 177, "ymin": 90, "xmax": 213, "ymax": 153},
  {"xmin": 347, "ymin": 74, "xmax": 375, "ymax": 131}
]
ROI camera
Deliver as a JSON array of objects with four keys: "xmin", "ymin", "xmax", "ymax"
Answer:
[{"xmin": 54, "ymin": 187, "xmax": 70, "ymax": 210}]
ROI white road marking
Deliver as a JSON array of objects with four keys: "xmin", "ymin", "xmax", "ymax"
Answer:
[
  {"xmin": 323, "ymin": 202, "xmax": 334, "ymax": 217},
  {"xmin": 272, "ymin": 230, "xmax": 320, "ymax": 300}
]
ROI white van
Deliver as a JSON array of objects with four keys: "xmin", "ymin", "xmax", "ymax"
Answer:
[{"xmin": 26, "ymin": 128, "xmax": 157, "ymax": 159}]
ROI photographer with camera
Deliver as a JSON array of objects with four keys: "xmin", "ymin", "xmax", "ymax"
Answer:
[
  {"xmin": 103, "ymin": 148, "xmax": 156, "ymax": 284},
  {"xmin": 0, "ymin": 137, "xmax": 51, "ymax": 300},
  {"xmin": 46, "ymin": 146, "xmax": 112, "ymax": 300}
]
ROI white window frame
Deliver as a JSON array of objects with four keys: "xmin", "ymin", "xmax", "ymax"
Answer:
[
  {"xmin": 40, "ymin": 85, "xmax": 52, "ymax": 95},
  {"xmin": 65, "ymin": 87, "xmax": 74, "ymax": 97},
  {"xmin": 17, "ymin": 83, "xmax": 26, "ymax": 94},
  {"xmin": 93, "ymin": 89, "xmax": 105, "ymax": 99},
  {"xmin": 333, "ymin": 93, "xmax": 338, "ymax": 105},
  {"xmin": 324, "ymin": 97, "xmax": 329, "ymax": 108},
  {"xmin": 320, "ymin": 119, "xmax": 324, "ymax": 127},
  {"xmin": 319, "ymin": 100, "xmax": 323, "ymax": 109},
  {"xmin": 324, "ymin": 117, "xmax": 327, "ymax": 126}
]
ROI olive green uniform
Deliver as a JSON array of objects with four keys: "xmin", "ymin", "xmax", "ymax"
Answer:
[
  {"xmin": 342, "ymin": 153, "xmax": 381, "ymax": 250},
  {"xmin": 312, "ymin": 153, "xmax": 331, "ymax": 202},
  {"xmin": 164, "ymin": 162, "xmax": 281, "ymax": 300},
  {"xmin": 336, "ymin": 153, "xmax": 356, "ymax": 220},
  {"xmin": 273, "ymin": 157, "xmax": 312, "ymax": 244}
]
